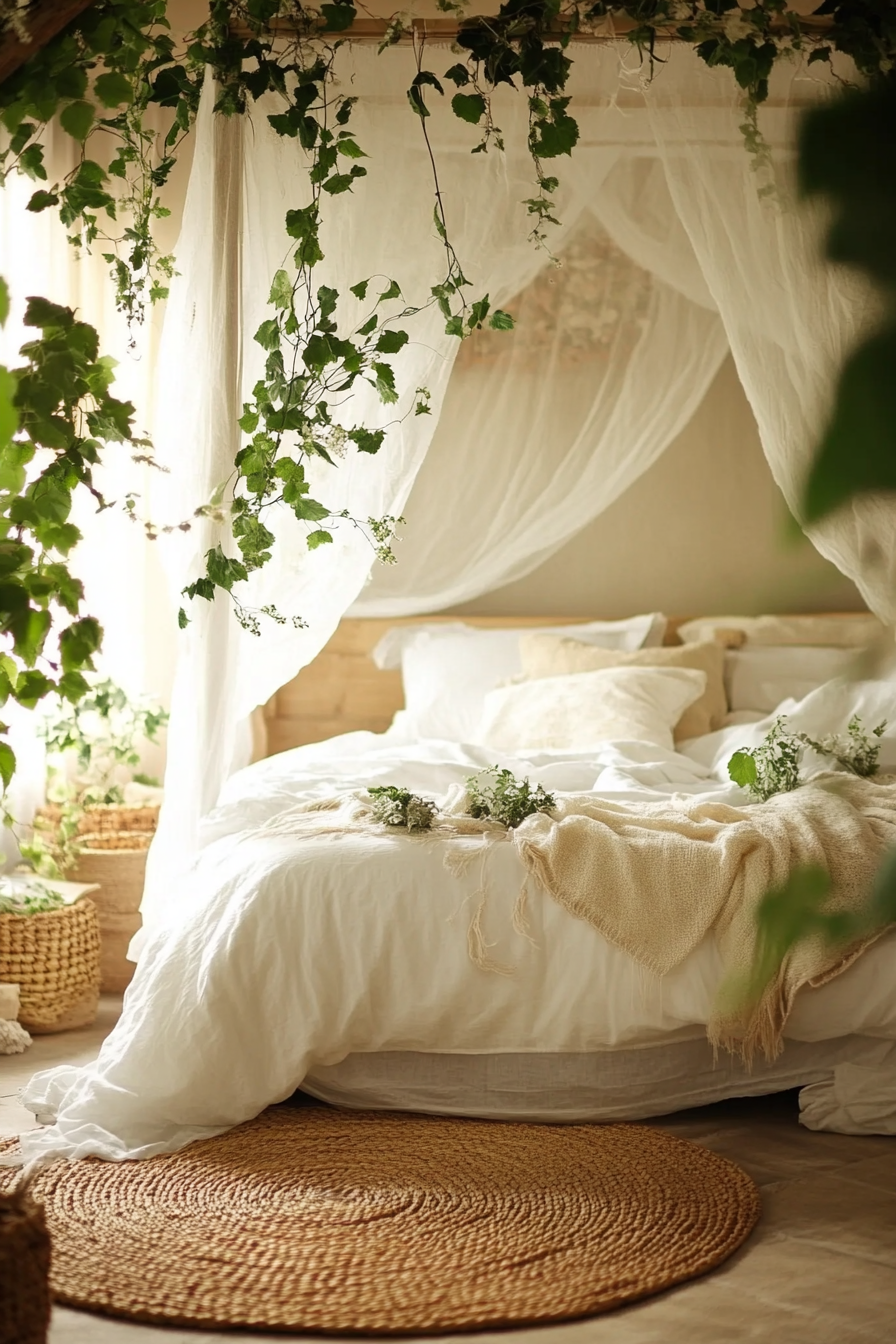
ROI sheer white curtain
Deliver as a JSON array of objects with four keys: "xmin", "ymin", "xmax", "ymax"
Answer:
[
  {"xmin": 640, "ymin": 45, "xmax": 895, "ymax": 619},
  {"xmin": 356, "ymin": 47, "xmax": 729, "ymax": 616},
  {"xmin": 143, "ymin": 48, "xmax": 564, "ymax": 930},
  {"xmin": 357, "ymin": 44, "xmax": 883, "ymax": 619},
  {"xmin": 355, "ymin": 207, "xmax": 725, "ymax": 614}
]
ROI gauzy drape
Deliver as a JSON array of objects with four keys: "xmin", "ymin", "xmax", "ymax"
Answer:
[
  {"xmin": 357, "ymin": 44, "xmax": 886, "ymax": 617},
  {"xmin": 639, "ymin": 45, "xmax": 892, "ymax": 618},
  {"xmin": 144, "ymin": 42, "xmax": 891, "ymax": 933},
  {"xmin": 354, "ymin": 203, "xmax": 726, "ymax": 615},
  {"xmin": 142, "ymin": 53, "xmax": 558, "ymax": 931},
  {"xmin": 356, "ymin": 47, "xmax": 729, "ymax": 616}
]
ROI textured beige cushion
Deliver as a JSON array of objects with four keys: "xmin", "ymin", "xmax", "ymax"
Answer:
[
  {"xmin": 478, "ymin": 667, "xmax": 708, "ymax": 754},
  {"xmin": 519, "ymin": 635, "xmax": 727, "ymax": 741},
  {"xmin": 677, "ymin": 613, "xmax": 886, "ymax": 649}
]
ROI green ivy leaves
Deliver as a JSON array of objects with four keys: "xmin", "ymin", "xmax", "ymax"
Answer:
[
  {"xmin": 179, "ymin": 41, "xmax": 410, "ymax": 630},
  {"xmin": 58, "ymin": 100, "xmax": 96, "ymax": 143},
  {"xmin": 0, "ymin": 1, "xmax": 196, "ymax": 325},
  {"xmin": 0, "ymin": 283, "xmax": 145, "ymax": 789},
  {"xmin": 451, "ymin": 93, "xmax": 486, "ymax": 125},
  {"xmin": 798, "ymin": 80, "xmax": 896, "ymax": 526}
]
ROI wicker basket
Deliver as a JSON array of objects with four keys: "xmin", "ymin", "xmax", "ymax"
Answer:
[
  {"xmin": 0, "ymin": 1180, "xmax": 50, "ymax": 1344},
  {"xmin": 0, "ymin": 900, "xmax": 101, "ymax": 1034},
  {"xmin": 68, "ymin": 847, "xmax": 147, "ymax": 993},
  {"xmin": 31, "ymin": 808, "xmax": 155, "ymax": 995},
  {"xmin": 36, "ymin": 802, "xmax": 159, "ymax": 839}
]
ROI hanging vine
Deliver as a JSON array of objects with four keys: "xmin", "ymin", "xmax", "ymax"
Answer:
[
  {"xmin": 3, "ymin": 1, "xmax": 894, "ymax": 318},
  {"xmin": 0, "ymin": 1, "xmax": 894, "ymax": 703}
]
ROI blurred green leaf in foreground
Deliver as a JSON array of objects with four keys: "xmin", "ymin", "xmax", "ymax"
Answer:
[
  {"xmin": 745, "ymin": 78, "xmax": 896, "ymax": 1015},
  {"xmin": 801, "ymin": 80, "xmax": 896, "ymax": 524}
]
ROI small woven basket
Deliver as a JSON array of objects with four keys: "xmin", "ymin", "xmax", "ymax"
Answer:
[
  {"xmin": 36, "ymin": 802, "xmax": 159, "ymax": 839},
  {"xmin": 0, "ymin": 900, "xmax": 101, "ymax": 1034},
  {"xmin": 69, "ymin": 846, "xmax": 148, "ymax": 993},
  {"xmin": 77, "ymin": 830, "xmax": 152, "ymax": 853},
  {"xmin": 0, "ymin": 1180, "xmax": 51, "ymax": 1344}
]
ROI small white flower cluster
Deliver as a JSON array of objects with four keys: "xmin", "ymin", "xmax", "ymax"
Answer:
[
  {"xmin": 0, "ymin": 1, "xmax": 31, "ymax": 43},
  {"xmin": 368, "ymin": 513, "xmax": 404, "ymax": 564},
  {"xmin": 327, "ymin": 425, "xmax": 348, "ymax": 459}
]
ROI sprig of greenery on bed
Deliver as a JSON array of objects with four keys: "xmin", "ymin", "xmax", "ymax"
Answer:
[
  {"xmin": 367, "ymin": 768, "xmax": 556, "ymax": 833},
  {"xmin": 465, "ymin": 768, "xmax": 556, "ymax": 829},
  {"xmin": 367, "ymin": 787, "xmax": 438, "ymax": 833},
  {"xmin": 729, "ymin": 715, "xmax": 887, "ymax": 803}
]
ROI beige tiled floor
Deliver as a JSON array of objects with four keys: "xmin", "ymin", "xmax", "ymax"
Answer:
[{"xmin": 2, "ymin": 998, "xmax": 894, "ymax": 1343}]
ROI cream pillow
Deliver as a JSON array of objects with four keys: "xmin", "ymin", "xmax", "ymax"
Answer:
[
  {"xmin": 477, "ymin": 667, "xmax": 708, "ymax": 755},
  {"xmin": 677, "ymin": 613, "xmax": 886, "ymax": 649},
  {"xmin": 519, "ymin": 635, "xmax": 726, "ymax": 741}
]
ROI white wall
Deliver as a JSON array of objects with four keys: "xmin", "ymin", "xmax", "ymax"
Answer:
[{"xmin": 453, "ymin": 356, "xmax": 865, "ymax": 620}]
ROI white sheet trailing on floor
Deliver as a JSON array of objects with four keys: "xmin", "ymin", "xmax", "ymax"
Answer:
[{"xmin": 146, "ymin": 44, "xmax": 891, "ymax": 931}]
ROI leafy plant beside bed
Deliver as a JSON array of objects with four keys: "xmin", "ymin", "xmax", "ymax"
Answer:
[
  {"xmin": 38, "ymin": 677, "xmax": 167, "ymax": 804},
  {"xmin": 0, "ymin": 876, "xmax": 64, "ymax": 916},
  {"xmin": 728, "ymin": 714, "xmax": 886, "ymax": 802},
  {"xmin": 14, "ymin": 677, "xmax": 168, "ymax": 877}
]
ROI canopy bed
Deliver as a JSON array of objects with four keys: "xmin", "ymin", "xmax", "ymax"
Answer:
[
  {"xmin": 11, "ymin": 34, "xmax": 896, "ymax": 1163},
  {"xmin": 10, "ymin": 608, "xmax": 896, "ymax": 1163}
]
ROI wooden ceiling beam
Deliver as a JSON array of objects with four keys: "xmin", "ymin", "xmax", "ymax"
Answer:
[
  {"xmin": 230, "ymin": 14, "xmax": 833, "ymax": 45},
  {"xmin": 0, "ymin": 0, "xmax": 99, "ymax": 86}
]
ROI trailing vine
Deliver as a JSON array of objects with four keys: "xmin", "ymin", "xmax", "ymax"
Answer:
[
  {"xmin": 728, "ymin": 712, "xmax": 887, "ymax": 801},
  {"xmin": 0, "ymin": 1, "xmax": 199, "ymax": 326},
  {"xmin": 1, "ymin": 1, "xmax": 894, "ymax": 767},
  {"xmin": 0, "ymin": 285, "xmax": 148, "ymax": 789},
  {"xmin": 178, "ymin": 8, "xmax": 514, "ymax": 631}
]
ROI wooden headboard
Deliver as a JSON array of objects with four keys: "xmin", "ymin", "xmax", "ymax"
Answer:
[{"xmin": 257, "ymin": 615, "xmax": 691, "ymax": 758}]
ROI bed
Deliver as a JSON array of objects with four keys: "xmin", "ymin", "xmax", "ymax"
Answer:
[{"xmin": 10, "ymin": 610, "xmax": 896, "ymax": 1165}]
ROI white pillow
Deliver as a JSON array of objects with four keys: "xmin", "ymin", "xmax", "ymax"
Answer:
[
  {"xmin": 725, "ymin": 647, "xmax": 861, "ymax": 714},
  {"xmin": 679, "ymin": 613, "xmax": 886, "ymax": 649},
  {"xmin": 476, "ymin": 666, "xmax": 708, "ymax": 755},
  {"xmin": 783, "ymin": 677, "xmax": 896, "ymax": 772},
  {"xmin": 375, "ymin": 615, "xmax": 668, "ymax": 742}
]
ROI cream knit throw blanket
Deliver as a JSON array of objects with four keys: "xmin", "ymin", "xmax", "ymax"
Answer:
[{"xmin": 260, "ymin": 773, "xmax": 896, "ymax": 1060}]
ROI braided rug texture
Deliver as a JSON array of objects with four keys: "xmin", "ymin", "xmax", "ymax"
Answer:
[{"xmin": 0, "ymin": 1106, "xmax": 760, "ymax": 1334}]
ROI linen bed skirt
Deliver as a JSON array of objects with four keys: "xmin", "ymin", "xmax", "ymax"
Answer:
[{"xmin": 302, "ymin": 1034, "xmax": 896, "ymax": 1135}]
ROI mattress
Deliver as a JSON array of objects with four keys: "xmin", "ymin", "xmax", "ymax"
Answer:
[{"xmin": 303, "ymin": 1035, "xmax": 896, "ymax": 1134}]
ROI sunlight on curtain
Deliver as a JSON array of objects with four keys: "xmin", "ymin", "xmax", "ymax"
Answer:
[
  {"xmin": 0, "ymin": 122, "xmax": 176, "ymax": 857},
  {"xmin": 143, "ymin": 54, "xmax": 556, "ymax": 930},
  {"xmin": 356, "ymin": 206, "xmax": 726, "ymax": 615},
  {"xmin": 641, "ymin": 45, "xmax": 894, "ymax": 619}
]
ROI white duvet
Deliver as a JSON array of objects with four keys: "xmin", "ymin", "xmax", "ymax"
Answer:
[{"xmin": 13, "ymin": 683, "xmax": 896, "ymax": 1164}]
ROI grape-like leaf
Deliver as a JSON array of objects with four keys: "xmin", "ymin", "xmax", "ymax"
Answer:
[
  {"xmin": 94, "ymin": 72, "xmax": 135, "ymax": 108},
  {"xmin": 728, "ymin": 750, "xmax": 758, "ymax": 789},
  {"xmin": 452, "ymin": 93, "xmax": 486, "ymax": 125},
  {"xmin": 59, "ymin": 100, "xmax": 96, "ymax": 143}
]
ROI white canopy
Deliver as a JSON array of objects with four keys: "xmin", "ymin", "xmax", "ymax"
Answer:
[{"xmin": 25, "ymin": 42, "xmax": 882, "ymax": 932}]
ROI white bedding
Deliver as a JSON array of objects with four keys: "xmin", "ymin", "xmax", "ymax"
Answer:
[{"xmin": 13, "ymin": 692, "xmax": 896, "ymax": 1163}]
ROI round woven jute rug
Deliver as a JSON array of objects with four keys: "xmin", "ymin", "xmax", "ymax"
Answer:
[{"xmin": 1, "ymin": 1106, "xmax": 760, "ymax": 1334}]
